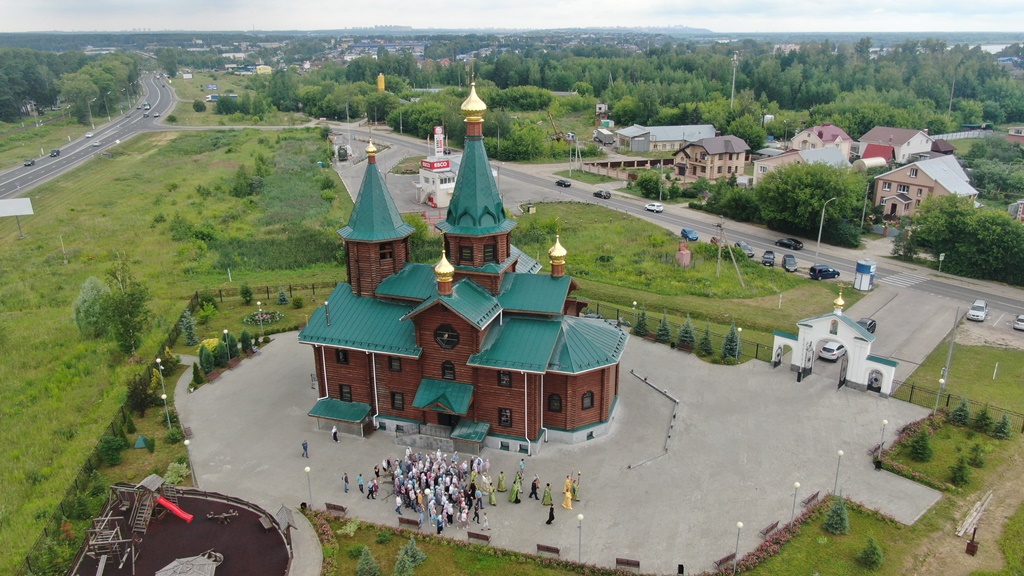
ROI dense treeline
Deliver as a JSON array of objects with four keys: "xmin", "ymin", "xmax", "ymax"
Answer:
[
  {"xmin": 57, "ymin": 53, "xmax": 142, "ymax": 125},
  {"xmin": 0, "ymin": 48, "xmax": 89, "ymax": 121}
]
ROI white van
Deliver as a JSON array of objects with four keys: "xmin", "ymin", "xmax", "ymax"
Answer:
[{"xmin": 966, "ymin": 300, "xmax": 988, "ymax": 322}]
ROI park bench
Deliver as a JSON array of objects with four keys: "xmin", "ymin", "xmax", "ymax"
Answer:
[
  {"xmin": 468, "ymin": 531, "xmax": 490, "ymax": 543},
  {"xmin": 615, "ymin": 557, "xmax": 640, "ymax": 571},
  {"xmin": 258, "ymin": 515, "xmax": 273, "ymax": 531},
  {"xmin": 536, "ymin": 543, "xmax": 560, "ymax": 556},
  {"xmin": 714, "ymin": 553, "xmax": 736, "ymax": 569},
  {"xmin": 183, "ymin": 426, "xmax": 193, "ymax": 439},
  {"xmin": 325, "ymin": 502, "xmax": 347, "ymax": 516},
  {"xmin": 759, "ymin": 521, "xmax": 780, "ymax": 539},
  {"xmin": 801, "ymin": 491, "xmax": 821, "ymax": 507},
  {"xmin": 398, "ymin": 516, "xmax": 419, "ymax": 528}
]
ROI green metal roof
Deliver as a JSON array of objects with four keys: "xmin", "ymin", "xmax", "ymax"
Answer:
[
  {"xmin": 451, "ymin": 419, "xmax": 490, "ymax": 443},
  {"xmin": 469, "ymin": 316, "xmax": 562, "ymax": 373},
  {"xmin": 298, "ymin": 284, "xmax": 421, "ymax": 356},
  {"xmin": 548, "ymin": 316, "xmax": 629, "ymax": 374},
  {"xmin": 337, "ymin": 159, "xmax": 415, "ymax": 242},
  {"xmin": 511, "ymin": 245, "xmax": 542, "ymax": 274},
  {"xmin": 402, "ymin": 279, "xmax": 501, "ymax": 329},
  {"xmin": 308, "ymin": 398, "xmax": 372, "ymax": 422},
  {"xmin": 498, "ymin": 273, "xmax": 571, "ymax": 314},
  {"xmin": 773, "ymin": 330, "xmax": 798, "ymax": 341},
  {"xmin": 412, "ymin": 378, "xmax": 474, "ymax": 415},
  {"xmin": 866, "ymin": 354, "xmax": 899, "ymax": 368},
  {"xmin": 376, "ymin": 263, "xmax": 437, "ymax": 300},
  {"xmin": 436, "ymin": 134, "xmax": 516, "ymax": 237}
]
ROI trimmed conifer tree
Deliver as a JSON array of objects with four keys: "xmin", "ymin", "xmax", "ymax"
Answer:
[
  {"xmin": 179, "ymin": 309, "xmax": 199, "ymax": 346},
  {"xmin": 199, "ymin": 345, "xmax": 215, "ymax": 374},
  {"xmin": 909, "ymin": 428, "xmax": 934, "ymax": 462},
  {"xmin": 858, "ymin": 537, "xmax": 884, "ymax": 570},
  {"xmin": 656, "ymin": 314, "xmax": 671, "ymax": 344},
  {"xmin": 399, "ymin": 537, "xmax": 426, "ymax": 566},
  {"xmin": 277, "ymin": 287, "xmax": 289, "ymax": 305},
  {"xmin": 355, "ymin": 547, "xmax": 380, "ymax": 576},
  {"xmin": 948, "ymin": 398, "xmax": 971, "ymax": 426},
  {"xmin": 973, "ymin": 405, "xmax": 994, "ymax": 433},
  {"xmin": 950, "ymin": 456, "xmax": 971, "ymax": 487},
  {"xmin": 214, "ymin": 341, "xmax": 228, "ymax": 368},
  {"xmin": 698, "ymin": 323, "xmax": 714, "ymax": 356},
  {"xmin": 967, "ymin": 443, "xmax": 986, "ymax": 468},
  {"xmin": 191, "ymin": 363, "xmax": 205, "ymax": 386},
  {"xmin": 240, "ymin": 329, "xmax": 253, "ymax": 353},
  {"xmin": 722, "ymin": 322, "xmax": 739, "ymax": 359},
  {"xmin": 992, "ymin": 414, "xmax": 1012, "ymax": 440},
  {"xmin": 677, "ymin": 315, "xmax": 696, "ymax": 350},
  {"xmin": 823, "ymin": 497, "xmax": 850, "ymax": 535},
  {"xmin": 632, "ymin": 309, "xmax": 649, "ymax": 337}
]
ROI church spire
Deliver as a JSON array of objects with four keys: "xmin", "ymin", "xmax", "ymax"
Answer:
[{"xmin": 338, "ymin": 140, "xmax": 414, "ymax": 243}]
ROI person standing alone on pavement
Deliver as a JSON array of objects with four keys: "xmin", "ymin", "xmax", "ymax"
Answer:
[
  {"xmin": 344, "ymin": 473, "xmax": 349, "ymax": 493},
  {"xmin": 530, "ymin": 475, "xmax": 540, "ymax": 500},
  {"xmin": 301, "ymin": 440, "xmax": 308, "ymax": 458},
  {"xmin": 546, "ymin": 504, "xmax": 555, "ymax": 525},
  {"xmin": 357, "ymin": 473, "xmax": 364, "ymax": 493},
  {"xmin": 331, "ymin": 425, "xmax": 338, "ymax": 442}
]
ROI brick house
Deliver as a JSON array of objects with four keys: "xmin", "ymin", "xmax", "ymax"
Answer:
[
  {"xmin": 297, "ymin": 85, "xmax": 627, "ymax": 455},
  {"xmin": 873, "ymin": 155, "xmax": 978, "ymax": 219},
  {"xmin": 790, "ymin": 123, "xmax": 854, "ymax": 159},
  {"xmin": 673, "ymin": 135, "xmax": 750, "ymax": 183},
  {"xmin": 856, "ymin": 126, "xmax": 934, "ymax": 163}
]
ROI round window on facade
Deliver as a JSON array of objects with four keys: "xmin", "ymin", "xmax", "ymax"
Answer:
[{"xmin": 434, "ymin": 324, "xmax": 460, "ymax": 349}]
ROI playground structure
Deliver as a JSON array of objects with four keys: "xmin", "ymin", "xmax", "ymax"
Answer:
[{"xmin": 84, "ymin": 474, "xmax": 195, "ymax": 574}]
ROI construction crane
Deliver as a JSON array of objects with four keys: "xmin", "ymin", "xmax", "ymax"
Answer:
[{"xmin": 547, "ymin": 111, "xmax": 565, "ymax": 142}]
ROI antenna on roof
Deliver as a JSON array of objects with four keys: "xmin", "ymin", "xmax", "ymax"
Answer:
[{"xmin": 324, "ymin": 301, "xmax": 331, "ymax": 326}]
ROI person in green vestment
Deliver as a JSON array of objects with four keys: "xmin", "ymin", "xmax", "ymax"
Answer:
[
  {"xmin": 470, "ymin": 470, "xmax": 477, "ymax": 486},
  {"xmin": 509, "ymin": 478, "xmax": 521, "ymax": 503},
  {"xmin": 489, "ymin": 483, "xmax": 497, "ymax": 506},
  {"xmin": 572, "ymin": 472, "xmax": 581, "ymax": 501},
  {"xmin": 497, "ymin": 471, "xmax": 507, "ymax": 492},
  {"xmin": 541, "ymin": 483, "xmax": 553, "ymax": 506}
]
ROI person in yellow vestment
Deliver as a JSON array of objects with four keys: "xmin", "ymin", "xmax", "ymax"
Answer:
[{"xmin": 562, "ymin": 487, "xmax": 573, "ymax": 510}]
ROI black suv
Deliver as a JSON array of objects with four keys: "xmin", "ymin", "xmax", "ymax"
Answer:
[
  {"xmin": 593, "ymin": 190, "xmax": 611, "ymax": 199},
  {"xmin": 555, "ymin": 179, "xmax": 571, "ymax": 187},
  {"xmin": 49, "ymin": 149, "xmax": 60, "ymax": 157},
  {"xmin": 808, "ymin": 265, "xmax": 840, "ymax": 280},
  {"xmin": 761, "ymin": 250, "xmax": 776, "ymax": 267},
  {"xmin": 24, "ymin": 158, "xmax": 35, "ymax": 166}
]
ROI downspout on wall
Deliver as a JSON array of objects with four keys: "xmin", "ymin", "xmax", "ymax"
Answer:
[
  {"xmin": 370, "ymin": 352, "xmax": 379, "ymax": 428},
  {"xmin": 523, "ymin": 371, "xmax": 531, "ymax": 456}
]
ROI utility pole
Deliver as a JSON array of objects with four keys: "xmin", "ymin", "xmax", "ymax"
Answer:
[{"xmin": 730, "ymin": 52, "xmax": 738, "ymax": 110}]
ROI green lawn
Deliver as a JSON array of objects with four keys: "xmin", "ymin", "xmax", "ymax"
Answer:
[
  {"xmin": 0, "ymin": 115, "xmax": 112, "ymax": 170},
  {"xmin": 889, "ymin": 421, "xmax": 1015, "ymax": 491},
  {"xmin": 0, "ymin": 128, "xmax": 350, "ymax": 574},
  {"xmin": 553, "ymin": 169, "xmax": 619, "ymax": 185},
  {"xmin": 905, "ymin": 338, "xmax": 1024, "ymax": 414}
]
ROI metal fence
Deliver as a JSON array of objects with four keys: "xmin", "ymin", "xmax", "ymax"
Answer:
[
  {"xmin": 585, "ymin": 303, "xmax": 775, "ymax": 363},
  {"xmin": 890, "ymin": 381, "xmax": 1024, "ymax": 434}
]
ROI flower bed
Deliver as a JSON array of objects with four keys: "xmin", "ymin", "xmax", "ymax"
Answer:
[{"xmin": 243, "ymin": 310, "xmax": 284, "ymax": 326}]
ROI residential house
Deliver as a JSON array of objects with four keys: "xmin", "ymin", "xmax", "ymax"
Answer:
[
  {"xmin": 674, "ymin": 136, "xmax": 750, "ymax": 183},
  {"xmin": 752, "ymin": 147, "xmax": 851, "ymax": 186},
  {"xmin": 296, "ymin": 85, "xmax": 626, "ymax": 454},
  {"xmin": 1006, "ymin": 126, "xmax": 1024, "ymax": 146},
  {"xmin": 1009, "ymin": 200, "xmax": 1024, "ymax": 223},
  {"xmin": 615, "ymin": 124, "xmax": 716, "ymax": 153},
  {"xmin": 856, "ymin": 126, "xmax": 934, "ymax": 163},
  {"xmin": 873, "ymin": 155, "xmax": 978, "ymax": 219},
  {"xmin": 790, "ymin": 123, "xmax": 854, "ymax": 159}
]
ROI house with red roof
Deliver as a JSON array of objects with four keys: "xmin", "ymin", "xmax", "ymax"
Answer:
[
  {"xmin": 790, "ymin": 123, "xmax": 854, "ymax": 159},
  {"xmin": 856, "ymin": 126, "xmax": 934, "ymax": 163}
]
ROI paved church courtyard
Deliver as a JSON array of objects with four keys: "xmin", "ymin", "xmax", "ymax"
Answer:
[{"xmin": 179, "ymin": 331, "xmax": 938, "ymax": 575}]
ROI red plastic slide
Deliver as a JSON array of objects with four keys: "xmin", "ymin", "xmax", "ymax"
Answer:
[{"xmin": 155, "ymin": 496, "xmax": 194, "ymax": 523}]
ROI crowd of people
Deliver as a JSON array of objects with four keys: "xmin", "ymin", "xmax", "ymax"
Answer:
[{"xmin": 343, "ymin": 447, "xmax": 582, "ymax": 533}]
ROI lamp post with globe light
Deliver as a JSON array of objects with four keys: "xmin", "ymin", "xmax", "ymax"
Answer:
[
  {"xmin": 834, "ymin": 450, "xmax": 844, "ymax": 494},
  {"xmin": 815, "ymin": 197, "xmax": 837, "ymax": 261},
  {"xmin": 223, "ymin": 329, "xmax": 231, "ymax": 360},
  {"xmin": 577, "ymin": 514, "xmax": 584, "ymax": 563},
  {"xmin": 305, "ymin": 466, "xmax": 313, "ymax": 508},
  {"xmin": 733, "ymin": 522, "xmax": 743, "ymax": 575},
  {"xmin": 256, "ymin": 301, "xmax": 265, "ymax": 337},
  {"xmin": 160, "ymin": 394, "xmax": 171, "ymax": 430},
  {"xmin": 790, "ymin": 482, "xmax": 800, "ymax": 524},
  {"xmin": 184, "ymin": 439, "xmax": 197, "ymax": 486}
]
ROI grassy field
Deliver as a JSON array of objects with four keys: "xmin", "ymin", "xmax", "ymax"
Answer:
[
  {"xmin": 168, "ymin": 71, "xmax": 308, "ymax": 127},
  {"xmin": 890, "ymin": 422, "xmax": 1014, "ymax": 490},
  {"xmin": 0, "ymin": 128, "xmax": 350, "ymax": 573},
  {"xmin": 553, "ymin": 169, "xmax": 618, "ymax": 185},
  {"xmin": 0, "ymin": 115, "xmax": 110, "ymax": 170},
  {"xmin": 905, "ymin": 339, "xmax": 1024, "ymax": 414}
]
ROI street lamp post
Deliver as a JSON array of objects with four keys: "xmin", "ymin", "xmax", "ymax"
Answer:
[
  {"xmin": 183, "ymin": 439, "xmax": 197, "ymax": 487},
  {"xmin": 160, "ymin": 394, "xmax": 171, "ymax": 430},
  {"xmin": 735, "ymin": 327, "xmax": 743, "ymax": 360},
  {"xmin": 879, "ymin": 420, "xmax": 889, "ymax": 453},
  {"xmin": 632, "ymin": 301, "xmax": 637, "ymax": 325},
  {"xmin": 256, "ymin": 301, "xmax": 265, "ymax": 337},
  {"xmin": 155, "ymin": 358, "xmax": 166, "ymax": 399},
  {"xmin": 790, "ymin": 482, "xmax": 800, "ymax": 524},
  {"xmin": 305, "ymin": 466, "xmax": 313, "ymax": 507},
  {"xmin": 833, "ymin": 450, "xmax": 844, "ymax": 494},
  {"xmin": 733, "ymin": 522, "xmax": 743, "ymax": 575},
  {"xmin": 933, "ymin": 378, "xmax": 946, "ymax": 416},
  {"xmin": 815, "ymin": 197, "xmax": 838, "ymax": 261},
  {"xmin": 577, "ymin": 513, "xmax": 584, "ymax": 563},
  {"xmin": 223, "ymin": 329, "xmax": 231, "ymax": 360}
]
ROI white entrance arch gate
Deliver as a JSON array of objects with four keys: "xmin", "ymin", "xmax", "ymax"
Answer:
[{"xmin": 770, "ymin": 292, "xmax": 899, "ymax": 396}]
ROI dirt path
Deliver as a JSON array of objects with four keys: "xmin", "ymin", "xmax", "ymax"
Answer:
[{"xmin": 904, "ymin": 439, "xmax": 1024, "ymax": 575}]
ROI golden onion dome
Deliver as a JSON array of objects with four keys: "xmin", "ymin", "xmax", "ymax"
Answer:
[
  {"xmin": 460, "ymin": 82, "xmax": 487, "ymax": 120},
  {"xmin": 435, "ymin": 248, "xmax": 455, "ymax": 282},
  {"xmin": 365, "ymin": 139, "xmax": 378, "ymax": 156},
  {"xmin": 548, "ymin": 235, "xmax": 567, "ymax": 264},
  {"xmin": 833, "ymin": 289, "xmax": 845, "ymax": 310}
]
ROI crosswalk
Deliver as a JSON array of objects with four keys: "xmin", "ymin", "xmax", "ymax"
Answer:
[{"xmin": 876, "ymin": 272, "xmax": 928, "ymax": 288}]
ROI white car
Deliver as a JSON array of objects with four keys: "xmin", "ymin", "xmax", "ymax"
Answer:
[
  {"xmin": 85, "ymin": 132, "xmax": 94, "ymax": 138},
  {"xmin": 1014, "ymin": 314, "xmax": 1024, "ymax": 331},
  {"xmin": 92, "ymin": 140, "xmax": 101, "ymax": 147},
  {"xmin": 966, "ymin": 300, "xmax": 988, "ymax": 322},
  {"xmin": 644, "ymin": 202, "xmax": 664, "ymax": 213},
  {"xmin": 818, "ymin": 341, "xmax": 847, "ymax": 361}
]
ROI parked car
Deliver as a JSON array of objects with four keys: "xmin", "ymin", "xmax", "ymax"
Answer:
[
  {"xmin": 23, "ymin": 158, "xmax": 35, "ymax": 166},
  {"xmin": 680, "ymin": 228, "xmax": 699, "ymax": 241},
  {"xmin": 153, "ymin": 112, "xmax": 161, "ymax": 117},
  {"xmin": 49, "ymin": 149, "xmax": 60, "ymax": 157},
  {"xmin": 818, "ymin": 341, "xmax": 847, "ymax": 361},
  {"xmin": 776, "ymin": 238, "xmax": 804, "ymax": 250},
  {"xmin": 1014, "ymin": 314, "xmax": 1024, "ymax": 331},
  {"xmin": 734, "ymin": 241, "xmax": 754, "ymax": 258},
  {"xmin": 808, "ymin": 264, "xmax": 840, "ymax": 280},
  {"xmin": 644, "ymin": 202, "xmax": 664, "ymax": 213},
  {"xmin": 857, "ymin": 318, "xmax": 877, "ymax": 333},
  {"xmin": 966, "ymin": 300, "xmax": 988, "ymax": 322},
  {"xmin": 782, "ymin": 254, "xmax": 798, "ymax": 272},
  {"xmin": 593, "ymin": 190, "xmax": 611, "ymax": 199},
  {"xmin": 761, "ymin": 250, "xmax": 776, "ymax": 267},
  {"xmin": 555, "ymin": 179, "xmax": 571, "ymax": 187},
  {"xmin": 85, "ymin": 132, "xmax": 94, "ymax": 138}
]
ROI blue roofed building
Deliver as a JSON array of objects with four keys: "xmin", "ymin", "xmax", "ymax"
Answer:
[{"xmin": 299, "ymin": 84, "xmax": 627, "ymax": 454}]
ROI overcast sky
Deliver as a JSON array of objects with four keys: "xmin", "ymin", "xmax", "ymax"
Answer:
[{"xmin": 5, "ymin": 1, "xmax": 1024, "ymax": 34}]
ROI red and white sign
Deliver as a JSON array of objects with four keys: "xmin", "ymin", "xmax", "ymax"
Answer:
[
  {"xmin": 434, "ymin": 126, "xmax": 445, "ymax": 157},
  {"xmin": 421, "ymin": 159, "xmax": 450, "ymax": 170}
]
